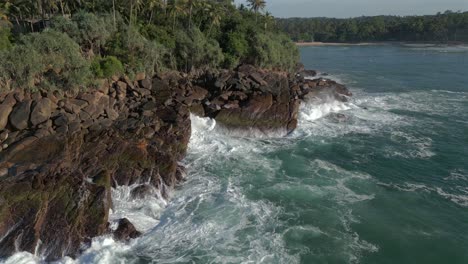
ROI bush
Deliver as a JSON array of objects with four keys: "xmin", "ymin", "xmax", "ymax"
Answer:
[
  {"xmin": 101, "ymin": 56, "xmax": 124, "ymax": 77},
  {"xmin": 250, "ymin": 32, "xmax": 299, "ymax": 71},
  {"xmin": 140, "ymin": 24, "xmax": 176, "ymax": 50},
  {"xmin": 174, "ymin": 28, "xmax": 224, "ymax": 72},
  {"xmin": 0, "ymin": 30, "xmax": 90, "ymax": 91},
  {"xmin": 107, "ymin": 25, "xmax": 168, "ymax": 77},
  {"xmin": 222, "ymin": 31, "xmax": 249, "ymax": 68},
  {"xmin": 51, "ymin": 12, "xmax": 116, "ymax": 55},
  {"xmin": 0, "ymin": 21, "xmax": 12, "ymax": 51},
  {"xmin": 91, "ymin": 56, "xmax": 124, "ymax": 78}
]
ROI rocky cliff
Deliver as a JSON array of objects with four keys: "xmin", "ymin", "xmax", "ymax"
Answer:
[{"xmin": 0, "ymin": 65, "xmax": 350, "ymax": 260}]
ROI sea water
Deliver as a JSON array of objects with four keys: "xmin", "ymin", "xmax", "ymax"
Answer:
[{"xmin": 4, "ymin": 44, "xmax": 468, "ymax": 264}]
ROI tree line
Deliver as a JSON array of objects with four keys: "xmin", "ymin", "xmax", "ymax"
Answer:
[
  {"xmin": 277, "ymin": 10, "xmax": 468, "ymax": 43},
  {"xmin": 0, "ymin": 0, "xmax": 299, "ymax": 91}
]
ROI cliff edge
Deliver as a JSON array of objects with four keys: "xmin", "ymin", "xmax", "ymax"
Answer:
[{"xmin": 0, "ymin": 65, "xmax": 351, "ymax": 260}]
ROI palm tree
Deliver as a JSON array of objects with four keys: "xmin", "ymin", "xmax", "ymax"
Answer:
[
  {"xmin": 0, "ymin": 1, "xmax": 10, "ymax": 20},
  {"xmin": 146, "ymin": 0, "xmax": 165, "ymax": 24},
  {"xmin": 246, "ymin": 0, "xmax": 266, "ymax": 22},
  {"xmin": 168, "ymin": 0, "xmax": 185, "ymax": 31},
  {"xmin": 185, "ymin": 0, "xmax": 199, "ymax": 29},
  {"xmin": 203, "ymin": 2, "xmax": 223, "ymax": 34},
  {"xmin": 129, "ymin": 0, "xmax": 144, "ymax": 25},
  {"xmin": 264, "ymin": 11, "xmax": 274, "ymax": 30}
]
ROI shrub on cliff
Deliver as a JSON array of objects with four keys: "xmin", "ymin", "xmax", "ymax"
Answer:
[
  {"xmin": 51, "ymin": 12, "xmax": 116, "ymax": 55},
  {"xmin": 106, "ymin": 25, "xmax": 168, "ymax": 78},
  {"xmin": 91, "ymin": 56, "xmax": 125, "ymax": 78},
  {"xmin": 250, "ymin": 32, "xmax": 299, "ymax": 71},
  {"xmin": 0, "ymin": 21, "xmax": 11, "ymax": 51},
  {"xmin": 174, "ymin": 28, "xmax": 224, "ymax": 72},
  {"xmin": 222, "ymin": 31, "xmax": 249, "ymax": 68},
  {"xmin": 0, "ymin": 30, "xmax": 90, "ymax": 91},
  {"xmin": 216, "ymin": 9, "xmax": 299, "ymax": 71}
]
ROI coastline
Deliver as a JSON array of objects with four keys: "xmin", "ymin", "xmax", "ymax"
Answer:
[
  {"xmin": 296, "ymin": 41, "xmax": 468, "ymax": 47},
  {"xmin": 0, "ymin": 66, "xmax": 351, "ymax": 261},
  {"xmin": 296, "ymin": 42, "xmax": 382, "ymax": 46}
]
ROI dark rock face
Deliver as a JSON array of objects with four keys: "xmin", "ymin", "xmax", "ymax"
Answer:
[
  {"xmin": 0, "ymin": 65, "xmax": 350, "ymax": 261},
  {"xmin": 0, "ymin": 75, "xmax": 191, "ymax": 260},
  {"xmin": 113, "ymin": 218, "xmax": 142, "ymax": 241},
  {"xmin": 189, "ymin": 65, "xmax": 351, "ymax": 135}
]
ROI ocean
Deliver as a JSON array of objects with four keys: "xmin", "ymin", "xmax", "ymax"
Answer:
[{"xmin": 5, "ymin": 44, "xmax": 468, "ymax": 264}]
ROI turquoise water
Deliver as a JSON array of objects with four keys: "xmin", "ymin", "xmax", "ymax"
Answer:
[{"xmin": 5, "ymin": 45, "xmax": 468, "ymax": 264}]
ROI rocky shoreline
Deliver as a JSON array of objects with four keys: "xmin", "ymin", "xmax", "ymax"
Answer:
[{"xmin": 0, "ymin": 65, "xmax": 350, "ymax": 261}]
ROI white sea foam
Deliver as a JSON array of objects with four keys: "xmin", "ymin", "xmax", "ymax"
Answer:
[
  {"xmin": 293, "ymin": 90, "xmax": 410, "ymax": 140},
  {"xmin": 378, "ymin": 182, "xmax": 468, "ymax": 208},
  {"xmin": 305, "ymin": 72, "xmax": 351, "ymax": 85},
  {"xmin": 108, "ymin": 184, "xmax": 168, "ymax": 232},
  {"xmin": 444, "ymin": 170, "xmax": 468, "ymax": 182},
  {"xmin": 387, "ymin": 131, "xmax": 435, "ymax": 159},
  {"xmin": 301, "ymin": 94, "xmax": 351, "ymax": 122}
]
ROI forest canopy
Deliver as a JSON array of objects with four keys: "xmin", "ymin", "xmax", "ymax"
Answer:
[
  {"xmin": 0, "ymin": 0, "xmax": 299, "ymax": 91},
  {"xmin": 278, "ymin": 11, "xmax": 468, "ymax": 43}
]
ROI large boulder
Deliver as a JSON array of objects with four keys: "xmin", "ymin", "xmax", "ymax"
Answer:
[
  {"xmin": 30, "ymin": 98, "xmax": 53, "ymax": 126},
  {"xmin": 192, "ymin": 66, "xmax": 305, "ymax": 135},
  {"xmin": 0, "ymin": 95, "xmax": 16, "ymax": 130},
  {"xmin": 113, "ymin": 218, "xmax": 142, "ymax": 241},
  {"xmin": 9, "ymin": 100, "xmax": 31, "ymax": 130}
]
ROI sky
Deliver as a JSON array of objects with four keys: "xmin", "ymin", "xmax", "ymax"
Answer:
[{"xmin": 234, "ymin": 0, "xmax": 468, "ymax": 18}]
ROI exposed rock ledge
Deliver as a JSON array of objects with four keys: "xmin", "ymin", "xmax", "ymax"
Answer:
[{"xmin": 0, "ymin": 65, "xmax": 350, "ymax": 260}]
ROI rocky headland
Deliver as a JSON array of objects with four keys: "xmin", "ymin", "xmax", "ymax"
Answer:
[{"xmin": 0, "ymin": 65, "xmax": 350, "ymax": 260}]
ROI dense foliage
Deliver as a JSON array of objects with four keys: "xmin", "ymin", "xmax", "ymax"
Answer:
[
  {"xmin": 0, "ymin": 30, "xmax": 90, "ymax": 90},
  {"xmin": 278, "ymin": 11, "xmax": 468, "ymax": 43},
  {"xmin": 0, "ymin": 0, "xmax": 298, "ymax": 91}
]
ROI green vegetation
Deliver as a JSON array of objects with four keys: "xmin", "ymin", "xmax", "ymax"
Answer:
[
  {"xmin": 278, "ymin": 11, "xmax": 468, "ymax": 43},
  {"xmin": 0, "ymin": 30, "xmax": 90, "ymax": 91},
  {"xmin": 0, "ymin": 0, "xmax": 299, "ymax": 92},
  {"xmin": 91, "ymin": 56, "xmax": 125, "ymax": 78},
  {"xmin": 0, "ymin": 5, "xmax": 11, "ymax": 50}
]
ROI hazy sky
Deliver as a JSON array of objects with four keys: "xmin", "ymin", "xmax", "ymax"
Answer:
[{"xmin": 234, "ymin": 0, "xmax": 468, "ymax": 18}]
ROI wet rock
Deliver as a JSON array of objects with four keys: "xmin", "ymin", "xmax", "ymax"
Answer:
[
  {"xmin": 130, "ymin": 184, "xmax": 154, "ymax": 199},
  {"xmin": 175, "ymin": 166, "xmax": 187, "ymax": 182},
  {"xmin": 299, "ymin": 69, "xmax": 317, "ymax": 78},
  {"xmin": 114, "ymin": 218, "xmax": 141, "ymax": 241}
]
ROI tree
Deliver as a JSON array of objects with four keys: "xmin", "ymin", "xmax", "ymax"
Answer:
[
  {"xmin": 0, "ymin": 2, "xmax": 12, "ymax": 50},
  {"xmin": 246, "ymin": 0, "xmax": 266, "ymax": 22},
  {"xmin": 168, "ymin": 0, "xmax": 186, "ymax": 31},
  {"xmin": 146, "ymin": 0, "xmax": 166, "ymax": 24},
  {"xmin": 263, "ymin": 11, "xmax": 273, "ymax": 30}
]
